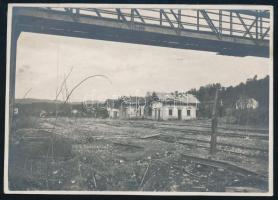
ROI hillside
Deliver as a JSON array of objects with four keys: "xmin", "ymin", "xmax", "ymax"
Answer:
[{"xmin": 187, "ymin": 75, "xmax": 269, "ymax": 125}]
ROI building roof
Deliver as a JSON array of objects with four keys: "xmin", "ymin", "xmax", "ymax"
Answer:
[
  {"xmin": 155, "ymin": 92, "xmax": 200, "ymax": 104},
  {"xmin": 122, "ymin": 96, "xmax": 146, "ymax": 105},
  {"xmin": 236, "ymin": 97, "xmax": 258, "ymax": 103},
  {"xmin": 106, "ymin": 93, "xmax": 200, "ymax": 109},
  {"xmin": 106, "ymin": 99, "xmax": 122, "ymax": 109},
  {"xmin": 106, "ymin": 96, "xmax": 146, "ymax": 108}
]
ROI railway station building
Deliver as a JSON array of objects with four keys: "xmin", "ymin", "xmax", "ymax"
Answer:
[{"xmin": 151, "ymin": 93, "xmax": 200, "ymax": 121}]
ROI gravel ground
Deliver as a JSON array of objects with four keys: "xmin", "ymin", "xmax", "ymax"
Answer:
[{"xmin": 8, "ymin": 117, "xmax": 269, "ymax": 192}]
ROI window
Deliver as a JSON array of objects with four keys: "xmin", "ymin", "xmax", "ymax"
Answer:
[
  {"xmin": 187, "ymin": 110, "xmax": 191, "ymax": 116},
  {"xmin": 169, "ymin": 109, "xmax": 173, "ymax": 116}
]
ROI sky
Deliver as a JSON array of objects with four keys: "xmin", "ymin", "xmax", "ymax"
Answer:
[{"xmin": 15, "ymin": 32, "xmax": 271, "ymax": 102}]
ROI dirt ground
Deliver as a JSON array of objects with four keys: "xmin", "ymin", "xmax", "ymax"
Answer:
[{"xmin": 8, "ymin": 117, "xmax": 269, "ymax": 192}]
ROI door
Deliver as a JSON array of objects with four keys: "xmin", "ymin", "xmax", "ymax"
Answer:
[
  {"xmin": 158, "ymin": 109, "xmax": 161, "ymax": 120},
  {"xmin": 113, "ymin": 111, "xmax": 118, "ymax": 118},
  {"xmin": 187, "ymin": 109, "xmax": 191, "ymax": 117},
  {"xmin": 178, "ymin": 109, "xmax": 182, "ymax": 120}
]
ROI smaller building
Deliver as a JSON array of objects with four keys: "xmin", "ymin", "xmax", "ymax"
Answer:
[
  {"xmin": 106, "ymin": 99, "xmax": 121, "ymax": 119},
  {"xmin": 235, "ymin": 97, "xmax": 259, "ymax": 110},
  {"xmin": 120, "ymin": 97, "xmax": 146, "ymax": 119},
  {"xmin": 107, "ymin": 108, "xmax": 120, "ymax": 119},
  {"xmin": 39, "ymin": 110, "xmax": 47, "ymax": 118},
  {"xmin": 106, "ymin": 97, "xmax": 146, "ymax": 119},
  {"xmin": 14, "ymin": 107, "xmax": 19, "ymax": 115}
]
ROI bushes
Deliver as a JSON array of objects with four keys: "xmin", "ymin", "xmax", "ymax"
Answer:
[
  {"xmin": 13, "ymin": 115, "xmax": 38, "ymax": 129},
  {"xmin": 229, "ymin": 108, "xmax": 269, "ymax": 126},
  {"xmin": 197, "ymin": 105, "xmax": 269, "ymax": 127}
]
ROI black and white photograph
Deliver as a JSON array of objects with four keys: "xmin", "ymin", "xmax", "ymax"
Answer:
[{"xmin": 4, "ymin": 4, "xmax": 273, "ymax": 195}]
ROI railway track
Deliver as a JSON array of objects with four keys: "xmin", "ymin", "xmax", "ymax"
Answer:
[
  {"xmin": 58, "ymin": 118, "xmax": 268, "ymax": 140},
  {"xmin": 45, "ymin": 119, "xmax": 268, "ymax": 158},
  {"xmin": 175, "ymin": 135, "xmax": 267, "ymax": 152},
  {"xmin": 180, "ymin": 154, "xmax": 268, "ymax": 181},
  {"xmin": 141, "ymin": 133, "xmax": 268, "ymax": 158},
  {"xmin": 177, "ymin": 141, "xmax": 267, "ymax": 158},
  {"xmin": 115, "ymin": 121, "xmax": 269, "ymax": 140},
  {"xmin": 106, "ymin": 119, "xmax": 269, "ymax": 134},
  {"xmin": 157, "ymin": 121, "xmax": 269, "ymax": 134},
  {"xmin": 168, "ymin": 128, "xmax": 268, "ymax": 140},
  {"xmin": 41, "ymin": 119, "xmax": 268, "ymax": 156}
]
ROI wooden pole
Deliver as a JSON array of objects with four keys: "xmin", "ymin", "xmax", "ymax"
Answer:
[
  {"xmin": 210, "ymin": 88, "xmax": 219, "ymax": 155},
  {"xmin": 160, "ymin": 9, "xmax": 162, "ymax": 26}
]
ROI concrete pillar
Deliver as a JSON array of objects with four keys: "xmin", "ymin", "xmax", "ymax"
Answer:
[{"xmin": 9, "ymin": 14, "xmax": 21, "ymax": 133}]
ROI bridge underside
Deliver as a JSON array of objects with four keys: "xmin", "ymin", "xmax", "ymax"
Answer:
[
  {"xmin": 15, "ymin": 17, "xmax": 269, "ymax": 58},
  {"xmin": 13, "ymin": 8, "xmax": 269, "ymax": 58}
]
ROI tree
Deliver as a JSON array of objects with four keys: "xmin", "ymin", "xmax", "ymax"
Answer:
[{"xmin": 186, "ymin": 75, "xmax": 269, "ymax": 126}]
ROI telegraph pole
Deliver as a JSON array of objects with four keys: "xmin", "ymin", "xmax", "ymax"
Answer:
[{"xmin": 210, "ymin": 87, "xmax": 219, "ymax": 155}]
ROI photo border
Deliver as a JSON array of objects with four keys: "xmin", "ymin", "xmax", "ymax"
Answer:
[{"xmin": 2, "ymin": 2, "xmax": 275, "ymax": 197}]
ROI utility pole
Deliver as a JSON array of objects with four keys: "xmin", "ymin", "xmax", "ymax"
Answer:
[{"xmin": 210, "ymin": 87, "xmax": 219, "ymax": 155}]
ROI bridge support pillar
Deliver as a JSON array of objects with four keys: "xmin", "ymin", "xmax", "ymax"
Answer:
[{"xmin": 9, "ymin": 14, "xmax": 20, "ymax": 133}]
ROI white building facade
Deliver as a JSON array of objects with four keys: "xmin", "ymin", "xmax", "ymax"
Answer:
[
  {"xmin": 107, "ymin": 108, "xmax": 120, "ymax": 119},
  {"xmin": 235, "ymin": 97, "xmax": 259, "ymax": 110},
  {"xmin": 120, "ymin": 105, "xmax": 145, "ymax": 119},
  {"xmin": 106, "ymin": 97, "xmax": 146, "ymax": 119},
  {"xmin": 151, "ymin": 93, "xmax": 200, "ymax": 120}
]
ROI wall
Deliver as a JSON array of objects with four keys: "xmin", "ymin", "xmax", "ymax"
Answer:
[
  {"xmin": 152, "ymin": 102, "xmax": 197, "ymax": 120},
  {"xmin": 120, "ymin": 105, "xmax": 145, "ymax": 119},
  {"xmin": 107, "ymin": 108, "xmax": 119, "ymax": 118}
]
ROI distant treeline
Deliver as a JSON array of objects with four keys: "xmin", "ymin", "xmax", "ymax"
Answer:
[
  {"xmin": 187, "ymin": 75, "xmax": 269, "ymax": 126},
  {"xmin": 14, "ymin": 101, "xmax": 109, "ymax": 118},
  {"xmin": 14, "ymin": 75, "xmax": 269, "ymax": 126}
]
